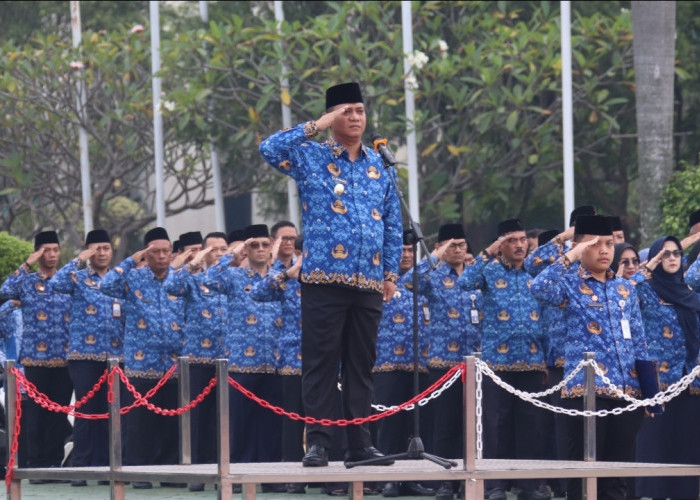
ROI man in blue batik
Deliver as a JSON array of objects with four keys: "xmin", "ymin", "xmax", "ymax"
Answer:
[
  {"xmin": 1, "ymin": 230, "xmax": 73, "ymax": 474},
  {"xmin": 259, "ymin": 82, "xmax": 402, "ymax": 467},
  {"xmin": 100, "ymin": 227, "xmax": 185, "ymax": 490},
  {"xmin": 459, "ymin": 218, "xmax": 550, "ymax": 500},
  {"xmin": 50, "ymin": 229, "xmax": 124, "ymax": 485},
  {"xmin": 531, "ymin": 215, "xmax": 649, "ymax": 500}
]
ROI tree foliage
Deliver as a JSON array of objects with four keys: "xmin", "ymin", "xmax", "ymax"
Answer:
[
  {"xmin": 660, "ymin": 160, "xmax": 700, "ymax": 238},
  {"xmin": 0, "ymin": 232, "xmax": 33, "ymax": 285}
]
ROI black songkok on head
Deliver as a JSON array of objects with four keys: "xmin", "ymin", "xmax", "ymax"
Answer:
[
  {"xmin": 144, "ymin": 227, "xmax": 170, "ymax": 246},
  {"xmin": 178, "ymin": 231, "xmax": 203, "ymax": 248},
  {"xmin": 574, "ymin": 215, "xmax": 612, "ymax": 237},
  {"xmin": 172, "ymin": 240, "xmax": 181, "ymax": 253},
  {"xmin": 689, "ymin": 209, "xmax": 700, "ymax": 229},
  {"xmin": 85, "ymin": 229, "xmax": 110, "ymax": 246},
  {"xmin": 437, "ymin": 223, "xmax": 466, "ymax": 243},
  {"xmin": 497, "ymin": 218, "xmax": 524, "ymax": 237},
  {"xmin": 34, "ymin": 230, "xmax": 59, "ymax": 250},
  {"xmin": 569, "ymin": 205, "xmax": 596, "ymax": 227},
  {"xmin": 608, "ymin": 216, "xmax": 623, "ymax": 232},
  {"xmin": 325, "ymin": 82, "xmax": 364, "ymax": 110},
  {"xmin": 538, "ymin": 229, "xmax": 560, "ymax": 247},
  {"xmin": 402, "ymin": 229, "xmax": 414, "ymax": 246},
  {"xmin": 244, "ymin": 224, "xmax": 270, "ymax": 240},
  {"xmin": 227, "ymin": 229, "xmax": 245, "ymax": 243}
]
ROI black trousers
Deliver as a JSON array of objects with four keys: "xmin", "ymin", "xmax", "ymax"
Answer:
[
  {"xmin": 426, "ymin": 368, "xmax": 463, "ymax": 459},
  {"xmin": 124, "ymin": 377, "xmax": 179, "ymax": 466},
  {"xmin": 23, "ymin": 365, "xmax": 73, "ymax": 467},
  {"xmin": 189, "ymin": 363, "xmax": 218, "ymax": 464},
  {"xmin": 374, "ymin": 371, "xmax": 421, "ymax": 455},
  {"xmin": 281, "ymin": 375, "xmax": 305, "ymax": 462},
  {"xmin": 301, "ymin": 284, "xmax": 383, "ymax": 450},
  {"xmin": 229, "ymin": 373, "xmax": 282, "ymax": 463},
  {"xmin": 482, "ymin": 370, "xmax": 548, "ymax": 492},
  {"xmin": 560, "ymin": 397, "xmax": 644, "ymax": 500},
  {"xmin": 67, "ymin": 360, "xmax": 110, "ymax": 466}
]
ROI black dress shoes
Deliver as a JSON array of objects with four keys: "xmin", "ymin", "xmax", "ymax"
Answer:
[
  {"xmin": 132, "ymin": 481, "xmax": 152, "ymax": 489},
  {"xmin": 382, "ymin": 481, "xmax": 400, "ymax": 497},
  {"xmin": 302, "ymin": 444, "xmax": 329, "ymax": 467},
  {"xmin": 344, "ymin": 446, "xmax": 395, "ymax": 466},
  {"xmin": 71, "ymin": 480, "xmax": 87, "ymax": 487},
  {"xmin": 401, "ymin": 481, "xmax": 435, "ymax": 496},
  {"xmin": 435, "ymin": 481, "xmax": 454, "ymax": 500},
  {"xmin": 287, "ymin": 483, "xmax": 307, "ymax": 493}
]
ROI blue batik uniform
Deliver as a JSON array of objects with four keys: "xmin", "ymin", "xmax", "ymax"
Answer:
[
  {"xmin": 459, "ymin": 255, "xmax": 546, "ymax": 371},
  {"xmin": 0, "ymin": 301, "xmax": 22, "ymax": 363},
  {"xmin": 51, "ymin": 259, "xmax": 124, "ymax": 361},
  {"xmin": 100, "ymin": 257, "xmax": 184, "ymax": 378},
  {"xmin": 684, "ymin": 258, "xmax": 700, "ymax": 291},
  {"xmin": 525, "ymin": 241, "xmax": 569, "ymax": 367},
  {"xmin": 204, "ymin": 255, "xmax": 280, "ymax": 373},
  {"xmin": 374, "ymin": 274, "xmax": 430, "ymax": 373},
  {"xmin": 249, "ymin": 269, "xmax": 302, "ymax": 375},
  {"xmin": 405, "ymin": 261, "xmax": 481, "ymax": 368},
  {"xmin": 164, "ymin": 267, "xmax": 227, "ymax": 363},
  {"xmin": 531, "ymin": 259, "xmax": 649, "ymax": 397},
  {"xmin": 630, "ymin": 272, "xmax": 700, "ymax": 392},
  {"xmin": 259, "ymin": 124, "xmax": 403, "ymax": 291},
  {"xmin": 1, "ymin": 267, "xmax": 71, "ymax": 367}
]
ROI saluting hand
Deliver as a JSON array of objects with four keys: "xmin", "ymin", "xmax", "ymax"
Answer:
[
  {"xmin": 485, "ymin": 236, "xmax": 504, "ymax": 258},
  {"xmin": 171, "ymin": 248, "xmax": 194, "ymax": 269},
  {"xmin": 131, "ymin": 245, "xmax": 153, "ymax": 264},
  {"xmin": 270, "ymin": 237, "xmax": 282, "ymax": 265},
  {"xmin": 78, "ymin": 247, "xmax": 96, "ymax": 266},
  {"xmin": 432, "ymin": 239, "xmax": 453, "ymax": 262},
  {"xmin": 564, "ymin": 236, "xmax": 599, "ymax": 263},
  {"xmin": 189, "ymin": 247, "xmax": 213, "ymax": 271},
  {"xmin": 25, "ymin": 247, "xmax": 45, "ymax": 267},
  {"xmin": 286, "ymin": 255, "xmax": 303, "ymax": 280},
  {"xmin": 643, "ymin": 251, "xmax": 664, "ymax": 273},
  {"xmin": 315, "ymin": 106, "xmax": 348, "ymax": 132},
  {"xmin": 556, "ymin": 226, "xmax": 575, "ymax": 244}
]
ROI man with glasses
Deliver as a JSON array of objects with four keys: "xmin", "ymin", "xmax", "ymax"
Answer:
[
  {"xmin": 204, "ymin": 224, "xmax": 284, "ymax": 483},
  {"xmin": 270, "ymin": 221, "xmax": 298, "ymax": 269},
  {"xmin": 459, "ymin": 219, "xmax": 550, "ymax": 500}
]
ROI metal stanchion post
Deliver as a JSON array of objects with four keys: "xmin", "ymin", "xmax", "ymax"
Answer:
[
  {"xmin": 583, "ymin": 352, "xmax": 597, "ymax": 500},
  {"xmin": 216, "ymin": 359, "xmax": 231, "ymax": 500},
  {"xmin": 464, "ymin": 355, "xmax": 483, "ymax": 500},
  {"xmin": 107, "ymin": 357, "xmax": 125, "ymax": 500},
  {"xmin": 6, "ymin": 360, "xmax": 21, "ymax": 500},
  {"xmin": 178, "ymin": 356, "xmax": 192, "ymax": 465}
]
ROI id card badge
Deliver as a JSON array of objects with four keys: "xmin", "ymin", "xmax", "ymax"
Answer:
[
  {"xmin": 469, "ymin": 294, "xmax": 480, "ymax": 325},
  {"xmin": 112, "ymin": 300, "xmax": 122, "ymax": 319},
  {"xmin": 422, "ymin": 303, "xmax": 430, "ymax": 322},
  {"xmin": 621, "ymin": 319, "xmax": 631, "ymax": 339}
]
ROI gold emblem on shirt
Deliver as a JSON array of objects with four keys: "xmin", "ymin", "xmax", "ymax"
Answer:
[
  {"xmin": 578, "ymin": 283, "xmax": 593, "ymax": 295},
  {"xmin": 367, "ymin": 165, "xmax": 381, "ymax": 179},
  {"xmin": 201, "ymin": 338, "xmax": 213, "ymax": 348},
  {"xmin": 246, "ymin": 314, "xmax": 258, "ymax": 325},
  {"xmin": 171, "ymin": 322, "xmax": 181, "ymax": 331},
  {"xmin": 586, "ymin": 321, "xmax": 602, "ymax": 335},
  {"xmin": 394, "ymin": 345, "xmax": 406, "ymax": 356},
  {"xmin": 244, "ymin": 346, "xmax": 256, "ymax": 357},
  {"xmin": 393, "ymin": 313, "xmax": 405, "ymax": 324},
  {"xmin": 84, "ymin": 278, "xmax": 96, "ymax": 287},
  {"xmin": 275, "ymin": 317, "xmax": 283, "ymax": 328},
  {"xmin": 663, "ymin": 326, "xmax": 673, "ymax": 339},
  {"xmin": 35, "ymin": 282, "xmax": 46, "ymax": 292},
  {"xmin": 85, "ymin": 304, "xmax": 97, "ymax": 315},
  {"xmin": 167, "ymin": 294, "xmax": 178, "ymax": 301},
  {"xmin": 497, "ymin": 310, "xmax": 510, "ymax": 321},
  {"xmin": 617, "ymin": 284, "xmax": 630, "ymax": 300},
  {"xmin": 529, "ymin": 342, "xmax": 539, "ymax": 354},
  {"xmin": 36, "ymin": 311, "xmax": 48, "ymax": 321},
  {"xmin": 85, "ymin": 335, "xmax": 97, "ymax": 345},
  {"xmin": 331, "ymin": 200, "xmax": 348, "ymax": 214},
  {"xmin": 373, "ymin": 252, "xmax": 381, "ymax": 266},
  {"xmin": 443, "ymin": 277, "xmax": 455, "ymax": 289},
  {"xmin": 447, "ymin": 341, "xmax": 460, "ymax": 352},
  {"xmin": 327, "ymin": 162, "xmax": 341, "ymax": 176},
  {"xmin": 135, "ymin": 290, "xmax": 143, "ymax": 299},
  {"xmin": 448, "ymin": 308, "xmax": 460, "ymax": 319},
  {"xmin": 278, "ymin": 160, "xmax": 291, "ymax": 171},
  {"xmin": 497, "ymin": 343, "xmax": 509, "ymax": 354},
  {"xmin": 331, "ymin": 244, "xmax": 348, "ymax": 259},
  {"xmin": 36, "ymin": 341, "xmax": 48, "ymax": 352},
  {"xmin": 530, "ymin": 310, "xmax": 539, "ymax": 321},
  {"xmin": 597, "ymin": 362, "xmax": 608, "ymax": 374},
  {"xmin": 495, "ymin": 279, "xmax": 508, "ymax": 289},
  {"xmin": 202, "ymin": 309, "xmax": 212, "ymax": 319},
  {"xmin": 371, "ymin": 208, "xmax": 382, "ymax": 220},
  {"xmin": 134, "ymin": 350, "xmax": 145, "ymax": 361},
  {"xmin": 659, "ymin": 361, "xmax": 670, "ymax": 373},
  {"xmin": 137, "ymin": 318, "xmax": 147, "ymax": 329}
]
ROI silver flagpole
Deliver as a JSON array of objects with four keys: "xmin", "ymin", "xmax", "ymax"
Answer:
[
  {"xmin": 150, "ymin": 0, "xmax": 166, "ymax": 227},
  {"xmin": 401, "ymin": 1, "xmax": 420, "ymax": 224},
  {"xmin": 561, "ymin": 1, "xmax": 575, "ymax": 227}
]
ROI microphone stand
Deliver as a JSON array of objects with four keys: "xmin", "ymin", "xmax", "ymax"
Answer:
[{"xmin": 345, "ymin": 148, "xmax": 457, "ymax": 470}]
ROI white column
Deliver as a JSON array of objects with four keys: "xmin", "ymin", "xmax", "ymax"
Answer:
[
  {"xmin": 150, "ymin": 1, "xmax": 165, "ymax": 227},
  {"xmin": 560, "ymin": 1, "xmax": 575, "ymax": 227},
  {"xmin": 401, "ymin": 1, "xmax": 420, "ymax": 223}
]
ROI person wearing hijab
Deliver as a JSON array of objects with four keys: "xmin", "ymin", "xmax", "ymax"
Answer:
[
  {"xmin": 611, "ymin": 243, "xmax": 640, "ymax": 280},
  {"xmin": 632, "ymin": 236, "xmax": 700, "ymax": 500}
]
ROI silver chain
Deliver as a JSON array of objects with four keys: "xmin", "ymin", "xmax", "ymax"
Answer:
[
  {"xmin": 371, "ymin": 368, "xmax": 463, "ymax": 412},
  {"xmin": 475, "ymin": 366, "xmax": 483, "ymax": 459}
]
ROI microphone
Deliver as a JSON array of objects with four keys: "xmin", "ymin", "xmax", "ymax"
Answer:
[{"xmin": 371, "ymin": 132, "xmax": 396, "ymax": 167}]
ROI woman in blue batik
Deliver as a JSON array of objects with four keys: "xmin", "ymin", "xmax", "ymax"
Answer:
[{"xmin": 632, "ymin": 236, "xmax": 700, "ymax": 500}]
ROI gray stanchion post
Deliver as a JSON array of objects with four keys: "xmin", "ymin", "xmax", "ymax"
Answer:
[
  {"xmin": 464, "ymin": 355, "xmax": 483, "ymax": 500},
  {"xmin": 583, "ymin": 352, "xmax": 597, "ymax": 500},
  {"xmin": 107, "ymin": 357, "xmax": 125, "ymax": 500},
  {"xmin": 216, "ymin": 359, "xmax": 231, "ymax": 500},
  {"xmin": 6, "ymin": 360, "xmax": 21, "ymax": 500},
  {"xmin": 179, "ymin": 356, "xmax": 192, "ymax": 465}
]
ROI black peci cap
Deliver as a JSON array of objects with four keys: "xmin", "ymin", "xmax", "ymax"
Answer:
[
  {"xmin": 144, "ymin": 227, "xmax": 170, "ymax": 246},
  {"xmin": 497, "ymin": 218, "xmax": 524, "ymax": 237},
  {"xmin": 325, "ymin": 82, "xmax": 364, "ymax": 110},
  {"xmin": 538, "ymin": 229, "xmax": 560, "ymax": 247},
  {"xmin": 437, "ymin": 223, "xmax": 466, "ymax": 243},
  {"xmin": 34, "ymin": 230, "xmax": 59, "ymax": 250},
  {"xmin": 243, "ymin": 224, "xmax": 270, "ymax": 239},
  {"xmin": 574, "ymin": 215, "xmax": 612, "ymax": 237},
  {"xmin": 569, "ymin": 205, "xmax": 596, "ymax": 227},
  {"xmin": 178, "ymin": 231, "xmax": 203, "ymax": 248}
]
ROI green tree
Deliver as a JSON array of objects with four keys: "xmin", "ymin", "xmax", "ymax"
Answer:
[
  {"xmin": 0, "ymin": 232, "xmax": 33, "ymax": 286},
  {"xmin": 660, "ymin": 160, "xmax": 700, "ymax": 238}
]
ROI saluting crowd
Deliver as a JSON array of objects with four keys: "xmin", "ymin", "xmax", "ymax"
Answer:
[{"xmin": 3, "ymin": 81, "xmax": 700, "ymax": 500}]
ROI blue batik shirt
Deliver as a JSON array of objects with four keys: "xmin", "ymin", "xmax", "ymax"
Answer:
[
  {"xmin": 374, "ymin": 272, "xmax": 430, "ymax": 373},
  {"xmin": 1, "ymin": 267, "xmax": 71, "ymax": 367},
  {"xmin": 684, "ymin": 258, "xmax": 700, "ymax": 291},
  {"xmin": 249, "ymin": 269, "xmax": 302, "ymax": 375},
  {"xmin": 100, "ymin": 258, "xmax": 185, "ymax": 378},
  {"xmin": 259, "ymin": 123, "xmax": 403, "ymax": 293},
  {"xmin": 459, "ymin": 255, "xmax": 546, "ymax": 372},
  {"xmin": 406, "ymin": 260, "xmax": 482, "ymax": 369},
  {"xmin": 204, "ymin": 254, "xmax": 281, "ymax": 373},
  {"xmin": 531, "ymin": 259, "xmax": 649, "ymax": 397},
  {"xmin": 50, "ymin": 259, "xmax": 124, "ymax": 362},
  {"xmin": 630, "ymin": 272, "xmax": 700, "ymax": 393},
  {"xmin": 0, "ymin": 301, "xmax": 22, "ymax": 364},
  {"xmin": 525, "ymin": 241, "xmax": 570, "ymax": 367},
  {"xmin": 164, "ymin": 267, "xmax": 227, "ymax": 364}
]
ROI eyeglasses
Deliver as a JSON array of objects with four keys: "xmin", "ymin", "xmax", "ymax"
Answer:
[
  {"xmin": 280, "ymin": 236, "xmax": 296, "ymax": 242},
  {"xmin": 661, "ymin": 249, "xmax": 682, "ymax": 259},
  {"xmin": 248, "ymin": 241, "xmax": 271, "ymax": 250},
  {"xmin": 447, "ymin": 242, "xmax": 467, "ymax": 250},
  {"xmin": 619, "ymin": 258, "xmax": 640, "ymax": 267}
]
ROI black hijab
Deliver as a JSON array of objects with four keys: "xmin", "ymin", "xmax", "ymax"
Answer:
[
  {"xmin": 611, "ymin": 242, "xmax": 638, "ymax": 274},
  {"xmin": 648, "ymin": 236, "xmax": 700, "ymax": 365}
]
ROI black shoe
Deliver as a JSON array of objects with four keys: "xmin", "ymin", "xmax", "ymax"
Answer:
[
  {"xmin": 97, "ymin": 480, "xmax": 110, "ymax": 486},
  {"xmin": 29, "ymin": 479, "xmax": 49, "ymax": 485},
  {"xmin": 189, "ymin": 483, "xmax": 205, "ymax": 492},
  {"xmin": 401, "ymin": 481, "xmax": 435, "ymax": 496},
  {"xmin": 233, "ymin": 484, "xmax": 242, "ymax": 493},
  {"xmin": 435, "ymin": 481, "xmax": 454, "ymax": 500},
  {"xmin": 344, "ymin": 446, "xmax": 394, "ymax": 466},
  {"xmin": 530, "ymin": 484, "xmax": 553, "ymax": 500},
  {"xmin": 287, "ymin": 483, "xmax": 307, "ymax": 494},
  {"xmin": 383, "ymin": 482, "xmax": 399, "ymax": 497},
  {"xmin": 486, "ymin": 487, "xmax": 507, "ymax": 500},
  {"xmin": 262, "ymin": 483, "xmax": 287, "ymax": 493},
  {"xmin": 133, "ymin": 481, "xmax": 152, "ymax": 489},
  {"xmin": 160, "ymin": 482, "xmax": 187, "ymax": 488},
  {"xmin": 71, "ymin": 480, "xmax": 87, "ymax": 487},
  {"xmin": 303, "ymin": 444, "xmax": 329, "ymax": 467}
]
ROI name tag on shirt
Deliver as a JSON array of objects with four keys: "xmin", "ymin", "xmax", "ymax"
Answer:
[{"xmin": 621, "ymin": 319, "xmax": 631, "ymax": 339}]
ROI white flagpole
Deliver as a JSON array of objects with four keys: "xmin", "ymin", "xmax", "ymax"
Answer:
[
  {"xmin": 199, "ymin": 1, "xmax": 226, "ymax": 232},
  {"xmin": 70, "ymin": 1, "xmax": 93, "ymax": 235},
  {"xmin": 274, "ymin": 1, "xmax": 300, "ymax": 227},
  {"xmin": 150, "ymin": 1, "xmax": 165, "ymax": 227},
  {"xmin": 401, "ymin": 1, "xmax": 420, "ymax": 223},
  {"xmin": 561, "ymin": 1, "xmax": 575, "ymax": 227}
]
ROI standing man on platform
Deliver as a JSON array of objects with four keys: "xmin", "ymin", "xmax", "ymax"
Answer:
[
  {"xmin": 259, "ymin": 82, "xmax": 403, "ymax": 467},
  {"xmin": 1, "ymin": 231, "xmax": 73, "ymax": 475},
  {"xmin": 50, "ymin": 229, "xmax": 124, "ymax": 485},
  {"xmin": 100, "ymin": 227, "xmax": 185, "ymax": 490}
]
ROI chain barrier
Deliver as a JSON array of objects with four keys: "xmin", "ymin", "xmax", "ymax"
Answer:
[
  {"xmin": 475, "ymin": 365, "xmax": 483, "ymax": 459},
  {"xmin": 474, "ymin": 358, "xmax": 700, "ymax": 418},
  {"xmin": 5, "ymin": 374, "xmax": 23, "ymax": 491},
  {"xmin": 228, "ymin": 364, "xmax": 464, "ymax": 426},
  {"xmin": 371, "ymin": 366, "xmax": 463, "ymax": 412}
]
